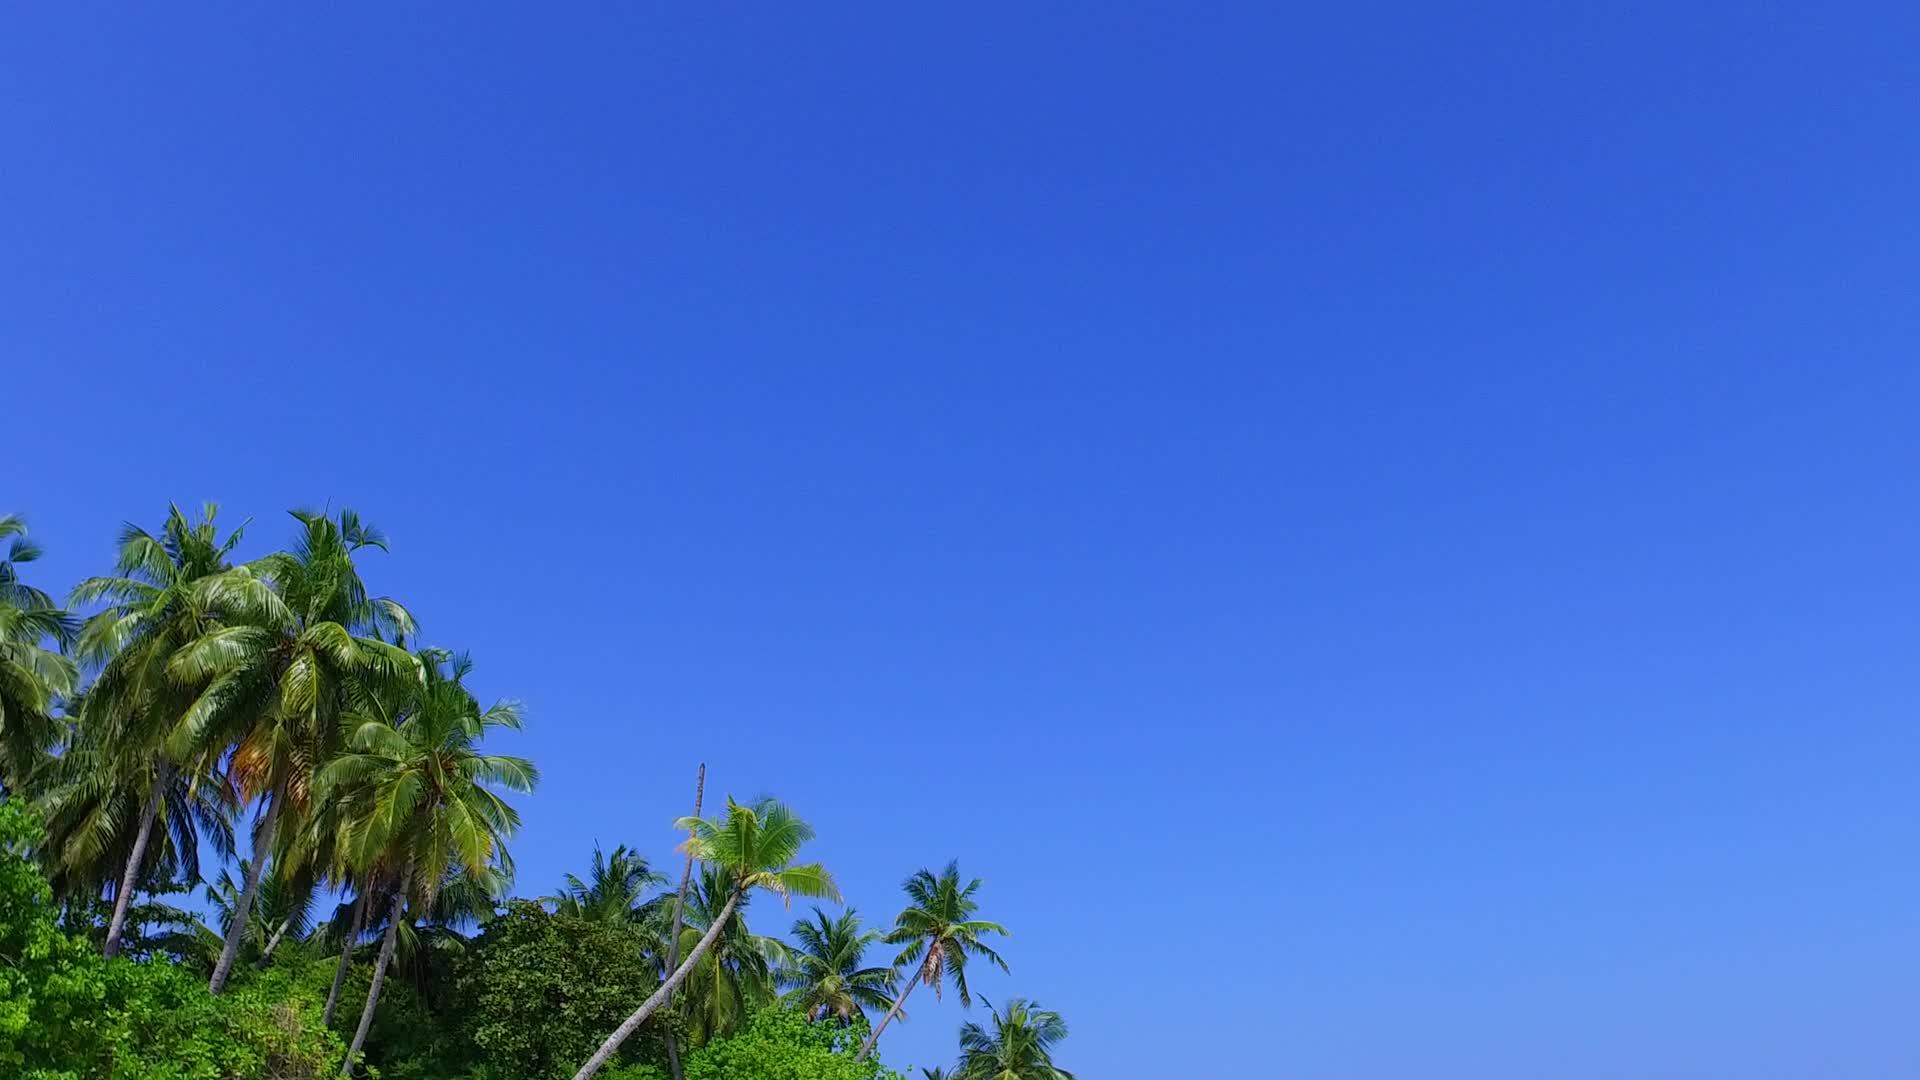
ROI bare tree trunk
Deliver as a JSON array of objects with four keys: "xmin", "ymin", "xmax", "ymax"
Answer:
[
  {"xmin": 571, "ymin": 888, "xmax": 740, "ymax": 1080},
  {"xmin": 103, "ymin": 762, "xmax": 169, "ymax": 959},
  {"xmin": 341, "ymin": 878, "xmax": 408, "ymax": 1076},
  {"xmin": 662, "ymin": 763, "xmax": 704, "ymax": 1080},
  {"xmin": 209, "ymin": 801, "xmax": 277, "ymax": 995},
  {"xmin": 323, "ymin": 892, "xmax": 369, "ymax": 1027},
  {"xmin": 856, "ymin": 968, "xmax": 922, "ymax": 1062}
]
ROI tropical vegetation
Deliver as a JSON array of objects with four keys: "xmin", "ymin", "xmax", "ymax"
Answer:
[{"xmin": 0, "ymin": 506, "xmax": 1075, "ymax": 1079}]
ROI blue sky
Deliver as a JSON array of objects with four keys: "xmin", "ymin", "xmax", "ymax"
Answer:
[{"xmin": 7, "ymin": 5, "xmax": 1920, "ymax": 1076}]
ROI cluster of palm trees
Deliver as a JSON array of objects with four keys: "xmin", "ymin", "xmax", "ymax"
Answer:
[
  {"xmin": 3, "ymin": 506, "xmax": 536, "ymax": 1076},
  {"xmin": 546, "ymin": 803, "xmax": 1068, "ymax": 1080},
  {"xmin": 0, "ymin": 506, "xmax": 1075, "ymax": 1079}
]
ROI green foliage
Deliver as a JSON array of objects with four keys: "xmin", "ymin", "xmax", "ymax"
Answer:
[
  {"xmin": 0, "ymin": 800, "xmax": 341, "ymax": 1079},
  {"xmin": 0, "ymin": 798, "xmax": 100, "ymax": 1076},
  {"xmin": 309, "ymin": 957, "xmax": 459, "ymax": 1080},
  {"xmin": 455, "ymin": 901, "xmax": 667, "ymax": 1079},
  {"xmin": 681, "ymin": 1006, "xmax": 904, "ymax": 1080}
]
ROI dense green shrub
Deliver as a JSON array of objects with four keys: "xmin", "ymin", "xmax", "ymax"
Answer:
[
  {"xmin": 0, "ymin": 801, "xmax": 342, "ymax": 1079},
  {"xmin": 454, "ymin": 900, "xmax": 670, "ymax": 1079},
  {"xmin": 682, "ymin": 1006, "xmax": 902, "ymax": 1080}
]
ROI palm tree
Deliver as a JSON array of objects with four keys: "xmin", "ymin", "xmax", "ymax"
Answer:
[
  {"xmin": 391, "ymin": 860, "xmax": 512, "ymax": 999},
  {"xmin": 321, "ymin": 650, "xmax": 534, "ymax": 1077},
  {"xmin": 0, "ymin": 513, "xmax": 76, "ymax": 790},
  {"xmin": 305, "ymin": 798, "xmax": 387, "ymax": 1028},
  {"xmin": 174, "ymin": 509, "xmax": 417, "ymax": 994},
  {"xmin": 34, "ymin": 721, "xmax": 236, "ymax": 923},
  {"xmin": 778, "ymin": 907, "xmax": 897, "ymax": 1025},
  {"xmin": 671, "ymin": 865, "xmax": 783, "ymax": 1047},
  {"xmin": 64, "ymin": 505, "xmax": 247, "ymax": 957},
  {"xmin": 923, "ymin": 1069, "xmax": 951, "ymax": 1080},
  {"xmin": 546, "ymin": 843, "xmax": 666, "ymax": 924},
  {"xmin": 312, "ymin": 856, "xmax": 507, "ymax": 1028},
  {"xmin": 570, "ymin": 797, "xmax": 840, "ymax": 1080},
  {"xmin": 200, "ymin": 856, "xmax": 318, "ymax": 969},
  {"xmin": 857, "ymin": 861, "xmax": 1010, "ymax": 1061},
  {"xmin": 954, "ymin": 999, "xmax": 1074, "ymax": 1080}
]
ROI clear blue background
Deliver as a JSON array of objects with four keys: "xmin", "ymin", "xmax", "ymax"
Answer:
[{"xmin": 7, "ymin": 5, "xmax": 1919, "ymax": 1077}]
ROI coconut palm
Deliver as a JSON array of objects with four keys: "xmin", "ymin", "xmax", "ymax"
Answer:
[
  {"xmin": 546, "ymin": 843, "xmax": 666, "ymax": 924},
  {"xmin": 63, "ymin": 505, "xmax": 248, "ymax": 956},
  {"xmin": 857, "ymin": 861, "xmax": 1010, "ymax": 1061},
  {"xmin": 0, "ymin": 513, "xmax": 76, "ymax": 789},
  {"xmin": 320, "ymin": 649, "xmax": 534, "ymax": 1076},
  {"xmin": 570, "ymin": 797, "xmax": 840, "ymax": 1080},
  {"xmin": 34, "ymin": 721, "xmax": 236, "ymax": 919},
  {"xmin": 954, "ymin": 999, "xmax": 1074, "ymax": 1080},
  {"xmin": 671, "ymin": 865, "xmax": 784, "ymax": 1047},
  {"xmin": 173, "ymin": 509, "xmax": 418, "ymax": 994},
  {"xmin": 778, "ymin": 907, "xmax": 897, "ymax": 1025}
]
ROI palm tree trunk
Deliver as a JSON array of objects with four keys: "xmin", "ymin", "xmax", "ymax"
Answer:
[
  {"xmin": 663, "ymin": 1031, "xmax": 683, "ymax": 1080},
  {"xmin": 256, "ymin": 918, "xmax": 292, "ymax": 967},
  {"xmin": 856, "ymin": 968, "xmax": 921, "ymax": 1062},
  {"xmin": 103, "ymin": 762, "xmax": 170, "ymax": 959},
  {"xmin": 571, "ymin": 887, "xmax": 740, "ymax": 1080},
  {"xmin": 209, "ymin": 801, "xmax": 277, "ymax": 995},
  {"xmin": 323, "ymin": 892, "xmax": 369, "ymax": 1027},
  {"xmin": 662, "ymin": 763, "xmax": 704, "ymax": 1080},
  {"xmin": 341, "ymin": 877, "xmax": 408, "ymax": 1076}
]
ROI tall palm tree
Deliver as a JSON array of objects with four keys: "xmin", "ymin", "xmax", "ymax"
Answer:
[
  {"xmin": 174, "ymin": 509, "xmax": 417, "ymax": 994},
  {"xmin": 671, "ymin": 865, "xmax": 783, "ymax": 1048},
  {"xmin": 857, "ymin": 862, "xmax": 1010, "ymax": 1062},
  {"xmin": 778, "ymin": 907, "xmax": 897, "ymax": 1025},
  {"xmin": 320, "ymin": 650, "xmax": 534, "ymax": 1077},
  {"xmin": 64, "ymin": 505, "xmax": 248, "ymax": 956},
  {"xmin": 923, "ymin": 1069, "xmax": 951, "ymax": 1080},
  {"xmin": 570, "ymin": 797, "xmax": 840, "ymax": 1080},
  {"xmin": 546, "ymin": 844, "xmax": 666, "ymax": 924},
  {"xmin": 0, "ymin": 513, "xmax": 76, "ymax": 790},
  {"xmin": 954, "ymin": 999, "xmax": 1074, "ymax": 1080}
]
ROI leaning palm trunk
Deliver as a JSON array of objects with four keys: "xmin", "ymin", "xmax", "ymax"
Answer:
[
  {"xmin": 856, "ymin": 968, "xmax": 922, "ymax": 1062},
  {"xmin": 323, "ymin": 892, "xmax": 369, "ymax": 1027},
  {"xmin": 341, "ymin": 879, "xmax": 408, "ymax": 1076},
  {"xmin": 209, "ymin": 802, "xmax": 277, "ymax": 994},
  {"xmin": 256, "ymin": 918, "xmax": 293, "ymax": 967},
  {"xmin": 103, "ymin": 763, "xmax": 170, "ymax": 959},
  {"xmin": 662, "ymin": 764, "xmax": 704, "ymax": 1080},
  {"xmin": 571, "ymin": 888, "xmax": 741, "ymax": 1080}
]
